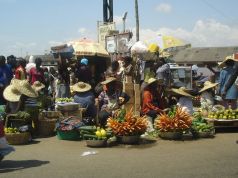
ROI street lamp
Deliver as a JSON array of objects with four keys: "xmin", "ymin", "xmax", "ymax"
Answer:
[{"xmin": 122, "ymin": 12, "xmax": 128, "ymax": 32}]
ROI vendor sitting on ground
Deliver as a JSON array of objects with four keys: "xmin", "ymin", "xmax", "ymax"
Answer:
[
  {"xmin": 72, "ymin": 82, "xmax": 96, "ymax": 119},
  {"xmin": 32, "ymin": 81, "xmax": 52, "ymax": 110},
  {"xmin": 3, "ymin": 79, "xmax": 22, "ymax": 114},
  {"xmin": 98, "ymin": 77, "xmax": 130, "ymax": 127},
  {"xmin": 171, "ymin": 87, "xmax": 194, "ymax": 115},
  {"xmin": 15, "ymin": 80, "xmax": 39, "ymax": 133},
  {"xmin": 199, "ymin": 81, "xmax": 218, "ymax": 110},
  {"xmin": 142, "ymin": 78, "xmax": 165, "ymax": 121}
]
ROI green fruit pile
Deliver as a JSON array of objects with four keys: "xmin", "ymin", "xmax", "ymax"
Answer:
[
  {"xmin": 55, "ymin": 97, "xmax": 74, "ymax": 103},
  {"xmin": 4, "ymin": 127, "xmax": 19, "ymax": 134},
  {"xmin": 79, "ymin": 126, "xmax": 112, "ymax": 140},
  {"xmin": 192, "ymin": 112, "xmax": 214, "ymax": 133},
  {"xmin": 208, "ymin": 109, "xmax": 238, "ymax": 120}
]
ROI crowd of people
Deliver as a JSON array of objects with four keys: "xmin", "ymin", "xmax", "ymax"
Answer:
[{"xmin": 0, "ymin": 53, "xmax": 238, "ymax": 130}]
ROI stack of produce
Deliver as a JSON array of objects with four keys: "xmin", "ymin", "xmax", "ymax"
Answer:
[
  {"xmin": 192, "ymin": 112, "xmax": 214, "ymax": 133},
  {"xmin": 154, "ymin": 107, "xmax": 192, "ymax": 132},
  {"xmin": 55, "ymin": 97, "xmax": 74, "ymax": 103},
  {"xmin": 4, "ymin": 127, "xmax": 19, "ymax": 134},
  {"xmin": 107, "ymin": 109, "xmax": 148, "ymax": 136},
  {"xmin": 208, "ymin": 108, "xmax": 238, "ymax": 120},
  {"xmin": 79, "ymin": 126, "xmax": 112, "ymax": 140}
]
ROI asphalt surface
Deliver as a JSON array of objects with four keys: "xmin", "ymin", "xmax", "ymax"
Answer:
[{"xmin": 0, "ymin": 133, "xmax": 238, "ymax": 178}]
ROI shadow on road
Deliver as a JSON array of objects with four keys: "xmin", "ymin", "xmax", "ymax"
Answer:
[{"xmin": 0, "ymin": 159, "xmax": 50, "ymax": 173}]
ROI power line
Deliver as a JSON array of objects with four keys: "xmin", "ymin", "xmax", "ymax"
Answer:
[{"xmin": 201, "ymin": 0, "xmax": 236, "ymax": 23}]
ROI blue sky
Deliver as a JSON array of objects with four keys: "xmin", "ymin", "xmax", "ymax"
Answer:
[{"xmin": 0, "ymin": 0, "xmax": 238, "ymax": 56}]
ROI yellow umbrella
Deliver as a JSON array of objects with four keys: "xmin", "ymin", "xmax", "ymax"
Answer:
[
  {"xmin": 69, "ymin": 38, "xmax": 109, "ymax": 58},
  {"xmin": 145, "ymin": 34, "xmax": 185, "ymax": 50}
]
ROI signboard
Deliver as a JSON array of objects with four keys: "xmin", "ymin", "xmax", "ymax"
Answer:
[
  {"xmin": 117, "ymin": 33, "xmax": 131, "ymax": 53},
  {"xmin": 98, "ymin": 22, "xmax": 115, "ymax": 48},
  {"xmin": 105, "ymin": 32, "xmax": 133, "ymax": 54},
  {"xmin": 106, "ymin": 36, "xmax": 117, "ymax": 53}
]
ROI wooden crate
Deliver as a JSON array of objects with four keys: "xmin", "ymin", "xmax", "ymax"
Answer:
[{"xmin": 213, "ymin": 120, "xmax": 238, "ymax": 128}]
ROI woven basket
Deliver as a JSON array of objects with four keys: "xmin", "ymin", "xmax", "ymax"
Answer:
[
  {"xmin": 38, "ymin": 118, "xmax": 57, "ymax": 137},
  {"xmin": 6, "ymin": 132, "xmax": 31, "ymax": 145}
]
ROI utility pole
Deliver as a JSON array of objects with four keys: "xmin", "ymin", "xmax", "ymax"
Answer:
[{"xmin": 135, "ymin": 0, "xmax": 139, "ymax": 41}]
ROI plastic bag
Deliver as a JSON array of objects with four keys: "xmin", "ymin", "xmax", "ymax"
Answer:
[{"xmin": 131, "ymin": 41, "xmax": 148, "ymax": 54}]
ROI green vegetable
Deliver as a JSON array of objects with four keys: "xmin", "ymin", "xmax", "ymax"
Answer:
[{"xmin": 83, "ymin": 134, "xmax": 98, "ymax": 140}]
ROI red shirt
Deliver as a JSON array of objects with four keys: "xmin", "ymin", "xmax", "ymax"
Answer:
[
  {"xmin": 29, "ymin": 67, "xmax": 45, "ymax": 85},
  {"xmin": 142, "ymin": 89, "xmax": 162, "ymax": 114},
  {"xmin": 0, "ymin": 120, "xmax": 4, "ymax": 137},
  {"xmin": 15, "ymin": 66, "xmax": 27, "ymax": 80}
]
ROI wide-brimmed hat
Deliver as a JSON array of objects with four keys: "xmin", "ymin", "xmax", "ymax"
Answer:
[
  {"xmin": 219, "ymin": 55, "xmax": 238, "ymax": 68},
  {"xmin": 32, "ymin": 81, "xmax": 45, "ymax": 92},
  {"xmin": 101, "ymin": 77, "xmax": 117, "ymax": 85},
  {"xmin": 3, "ymin": 84, "xmax": 21, "ymax": 102},
  {"xmin": 72, "ymin": 82, "xmax": 91, "ymax": 92},
  {"xmin": 16, "ymin": 80, "xmax": 38, "ymax": 98},
  {"xmin": 171, "ymin": 87, "xmax": 193, "ymax": 97},
  {"xmin": 147, "ymin": 78, "xmax": 164, "ymax": 86},
  {"xmin": 199, "ymin": 81, "xmax": 218, "ymax": 93}
]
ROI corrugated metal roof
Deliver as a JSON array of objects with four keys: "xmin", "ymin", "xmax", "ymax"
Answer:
[{"xmin": 172, "ymin": 46, "xmax": 238, "ymax": 64}]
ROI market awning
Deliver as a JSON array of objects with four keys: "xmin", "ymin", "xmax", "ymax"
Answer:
[{"xmin": 69, "ymin": 38, "xmax": 110, "ymax": 58}]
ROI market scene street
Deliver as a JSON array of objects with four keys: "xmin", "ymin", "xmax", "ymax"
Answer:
[
  {"xmin": 1, "ymin": 0, "xmax": 238, "ymax": 178},
  {"xmin": 1, "ymin": 132, "xmax": 238, "ymax": 178}
]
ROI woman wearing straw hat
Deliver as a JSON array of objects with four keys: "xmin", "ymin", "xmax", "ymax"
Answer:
[
  {"xmin": 218, "ymin": 55, "xmax": 238, "ymax": 109},
  {"xmin": 32, "ymin": 81, "xmax": 53, "ymax": 110},
  {"xmin": 72, "ymin": 82, "xmax": 96, "ymax": 119},
  {"xmin": 98, "ymin": 77, "xmax": 130, "ymax": 127},
  {"xmin": 3, "ymin": 79, "xmax": 22, "ymax": 114},
  {"xmin": 199, "ymin": 81, "xmax": 218, "ymax": 110},
  {"xmin": 171, "ymin": 87, "xmax": 194, "ymax": 115},
  {"xmin": 15, "ymin": 80, "xmax": 39, "ymax": 133}
]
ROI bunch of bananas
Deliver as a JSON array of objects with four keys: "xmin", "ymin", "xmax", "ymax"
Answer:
[
  {"xmin": 55, "ymin": 97, "xmax": 74, "ymax": 103},
  {"xmin": 4, "ymin": 127, "xmax": 19, "ymax": 134}
]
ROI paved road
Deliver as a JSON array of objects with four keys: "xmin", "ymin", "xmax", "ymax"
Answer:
[{"xmin": 0, "ymin": 133, "xmax": 238, "ymax": 178}]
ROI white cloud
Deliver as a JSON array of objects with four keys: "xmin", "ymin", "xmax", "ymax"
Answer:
[
  {"xmin": 114, "ymin": 15, "xmax": 123, "ymax": 26},
  {"xmin": 78, "ymin": 27, "xmax": 87, "ymax": 34},
  {"xmin": 136, "ymin": 19, "xmax": 238, "ymax": 47},
  {"xmin": 156, "ymin": 3, "xmax": 172, "ymax": 13}
]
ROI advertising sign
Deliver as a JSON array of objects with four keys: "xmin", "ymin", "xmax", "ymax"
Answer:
[{"xmin": 98, "ymin": 22, "xmax": 115, "ymax": 48}]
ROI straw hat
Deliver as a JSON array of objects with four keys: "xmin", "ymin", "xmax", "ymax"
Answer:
[
  {"xmin": 72, "ymin": 82, "xmax": 91, "ymax": 93},
  {"xmin": 3, "ymin": 85, "xmax": 21, "ymax": 102},
  {"xmin": 17, "ymin": 80, "xmax": 38, "ymax": 98},
  {"xmin": 218, "ymin": 55, "xmax": 238, "ymax": 68},
  {"xmin": 32, "ymin": 81, "xmax": 45, "ymax": 92},
  {"xmin": 199, "ymin": 81, "xmax": 218, "ymax": 93},
  {"xmin": 147, "ymin": 78, "xmax": 164, "ymax": 86},
  {"xmin": 101, "ymin": 77, "xmax": 117, "ymax": 85},
  {"xmin": 171, "ymin": 87, "xmax": 193, "ymax": 97}
]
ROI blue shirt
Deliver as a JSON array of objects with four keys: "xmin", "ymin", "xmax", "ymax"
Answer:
[
  {"xmin": 0, "ymin": 64, "xmax": 12, "ymax": 86},
  {"xmin": 73, "ymin": 91, "xmax": 96, "ymax": 118},
  {"xmin": 219, "ymin": 66, "xmax": 238, "ymax": 100}
]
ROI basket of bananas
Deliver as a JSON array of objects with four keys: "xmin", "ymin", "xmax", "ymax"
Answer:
[{"xmin": 5, "ymin": 127, "xmax": 31, "ymax": 145}]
